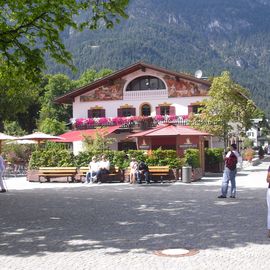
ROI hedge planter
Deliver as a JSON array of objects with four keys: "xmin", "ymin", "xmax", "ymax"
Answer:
[
  {"xmin": 169, "ymin": 168, "xmax": 180, "ymax": 181},
  {"xmin": 26, "ymin": 169, "xmax": 39, "ymax": 182},
  {"xmin": 192, "ymin": 168, "xmax": 203, "ymax": 181}
]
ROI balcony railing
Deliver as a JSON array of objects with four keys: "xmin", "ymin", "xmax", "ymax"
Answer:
[
  {"xmin": 123, "ymin": 89, "xmax": 168, "ymax": 100},
  {"xmin": 71, "ymin": 115, "xmax": 188, "ymax": 130}
]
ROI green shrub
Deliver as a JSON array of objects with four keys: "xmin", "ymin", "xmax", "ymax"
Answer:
[
  {"xmin": 184, "ymin": 149, "xmax": 200, "ymax": 168},
  {"xmin": 205, "ymin": 148, "xmax": 223, "ymax": 165},
  {"xmin": 28, "ymin": 143, "xmax": 75, "ymax": 169}
]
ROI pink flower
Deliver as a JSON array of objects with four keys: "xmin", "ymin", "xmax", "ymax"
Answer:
[
  {"xmin": 75, "ymin": 118, "xmax": 85, "ymax": 127},
  {"xmin": 86, "ymin": 118, "xmax": 95, "ymax": 125},
  {"xmin": 112, "ymin": 117, "xmax": 124, "ymax": 125},
  {"xmin": 98, "ymin": 117, "xmax": 109, "ymax": 125},
  {"xmin": 154, "ymin": 115, "xmax": 164, "ymax": 121}
]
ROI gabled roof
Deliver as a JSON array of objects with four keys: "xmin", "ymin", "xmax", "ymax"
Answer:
[{"xmin": 55, "ymin": 61, "xmax": 211, "ymax": 104}]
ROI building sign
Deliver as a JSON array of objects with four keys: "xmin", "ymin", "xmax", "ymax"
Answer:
[
  {"xmin": 139, "ymin": 145, "xmax": 150, "ymax": 150},
  {"xmin": 179, "ymin": 137, "xmax": 198, "ymax": 149}
]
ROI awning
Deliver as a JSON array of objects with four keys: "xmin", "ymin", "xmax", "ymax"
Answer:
[
  {"xmin": 128, "ymin": 124, "xmax": 210, "ymax": 137},
  {"xmin": 55, "ymin": 126, "xmax": 120, "ymax": 143}
]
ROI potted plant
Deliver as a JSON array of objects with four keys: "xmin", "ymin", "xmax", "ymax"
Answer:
[{"xmin": 244, "ymin": 148, "xmax": 255, "ymax": 162}]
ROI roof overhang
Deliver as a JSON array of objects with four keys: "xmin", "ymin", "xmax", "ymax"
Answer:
[{"xmin": 55, "ymin": 61, "xmax": 211, "ymax": 104}]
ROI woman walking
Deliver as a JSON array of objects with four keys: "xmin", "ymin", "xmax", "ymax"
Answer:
[
  {"xmin": 0, "ymin": 154, "xmax": 6, "ymax": 192},
  {"xmin": 266, "ymin": 165, "xmax": 270, "ymax": 237}
]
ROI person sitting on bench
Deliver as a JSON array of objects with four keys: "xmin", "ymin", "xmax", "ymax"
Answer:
[
  {"xmin": 86, "ymin": 156, "xmax": 100, "ymax": 184},
  {"xmin": 136, "ymin": 160, "xmax": 150, "ymax": 184},
  {"xmin": 97, "ymin": 155, "xmax": 110, "ymax": 183}
]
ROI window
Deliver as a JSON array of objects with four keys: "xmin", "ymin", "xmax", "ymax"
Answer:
[
  {"xmin": 160, "ymin": 106, "xmax": 170, "ymax": 116},
  {"xmin": 141, "ymin": 104, "xmax": 151, "ymax": 116},
  {"xmin": 188, "ymin": 104, "xmax": 204, "ymax": 115},
  {"xmin": 88, "ymin": 109, "xmax": 105, "ymax": 118},
  {"xmin": 117, "ymin": 107, "xmax": 136, "ymax": 117},
  {"xmin": 156, "ymin": 105, "xmax": 175, "ymax": 116},
  {"xmin": 126, "ymin": 76, "xmax": 165, "ymax": 91}
]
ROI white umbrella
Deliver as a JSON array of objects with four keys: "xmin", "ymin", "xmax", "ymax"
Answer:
[
  {"xmin": 0, "ymin": 133, "xmax": 18, "ymax": 153},
  {"xmin": 17, "ymin": 132, "xmax": 62, "ymax": 145}
]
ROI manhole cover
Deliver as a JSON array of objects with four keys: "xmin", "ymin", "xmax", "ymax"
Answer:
[{"xmin": 155, "ymin": 248, "xmax": 199, "ymax": 257}]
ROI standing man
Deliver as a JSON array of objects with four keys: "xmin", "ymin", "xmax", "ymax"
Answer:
[
  {"xmin": 218, "ymin": 143, "xmax": 240, "ymax": 198},
  {"xmin": 0, "ymin": 154, "xmax": 6, "ymax": 192}
]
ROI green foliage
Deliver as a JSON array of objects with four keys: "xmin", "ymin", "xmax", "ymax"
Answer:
[
  {"xmin": 243, "ymin": 138, "xmax": 253, "ymax": 148},
  {"xmin": 184, "ymin": 149, "xmax": 200, "ymax": 168},
  {"xmin": 205, "ymin": 148, "xmax": 224, "ymax": 165},
  {"xmin": 145, "ymin": 149, "xmax": 183, "ymax": 169},
  {"xmin": 2, "ymin": 144, "xmax": 34, "ymax": 165},
  {"xmin": 74, "ymin": 68, "xmax": 113, "ymax": 88},
  {"xmin": 189, "ymin": 72, "xmax": 257, "ymax": 147},
  {"xmin": 28, "ymin": 143, "xmax": 75, "ymax": 169},
  {"xmin": 83, "ymin": 128, "xmax": 116, "ymax": 152},
  {"xmin": 39, "ymin": 74, "xmax": 74, "ymax": 123},
  {"xmin": 0, "ymin": 61, "xmax": 39, "ymax": 128},
  {"xmin": 127, "ymin": 150, "xmax": 147, "ymax": 162},
  {"xmin": 110, "ymin": 151, "xmax": 129, "ymax": 170},
  {"xmin": 3, "ymin": 121, "xmax": 27, "ymax": 136},
  {"xmin": 39, "ymin": 118, "xmax": 67, "ymax": 136},
  {"xmin": 0, "ymin": 0, "xmax": 129, "ymax": 76}
]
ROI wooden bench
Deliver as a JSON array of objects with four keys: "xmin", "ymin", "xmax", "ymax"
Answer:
[
  {"xmin": 148, "ymin": 166, "xmax": 170, "ymax": 182},
  {"xmin": 38, "ymin": 167, "xmax": 77, "ymax": 183},
  {"xmin": 77, "ymin": 166, "xmax": 121, "ymax": 183}
]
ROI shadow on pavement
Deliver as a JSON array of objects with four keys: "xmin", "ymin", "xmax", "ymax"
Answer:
[{"xmin": 0, "ymin": 184, "xmax": 268, "ymax": 257}]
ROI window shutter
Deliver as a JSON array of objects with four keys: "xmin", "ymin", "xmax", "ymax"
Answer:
[
  {"xmin": 117, "ymin": 108, "xmax": 123, "ymax": 117},
  {"xmin": 188, "ymin": 105, "xmax": 193, "ymax": 114},
  {"xmin": 155, "ymin": 106, "xmax": 161, "ymax": 115},
  {"xmin": 100, "ymin": 109, "xmax": 106, "ymax": 117},
  {"xmin": 130, "ymin": 108, "xmax": 136, "ymax": 116},
  {"xmin": 88, "ymin": 110, "xmax": 93, "ymax": 118},
  {"xmin": 169, "ymin": 106, "xmax": 176, "ymax": 115}
]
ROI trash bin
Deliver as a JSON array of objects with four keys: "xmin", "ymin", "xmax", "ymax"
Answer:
[{"xmin": 182, "ymin": 166, "xmax": 192, "ymax": 183}]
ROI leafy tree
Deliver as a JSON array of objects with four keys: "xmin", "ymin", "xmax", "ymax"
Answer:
[
  {"xmin": 39, "ymin": 74, "xmax": 74, "ymax": 123},
  {"xmin": 0, "ymin": 61, "xmax": 39, "ymax": 130},
  {"xmin": 0, "ymin": 0, "xmax": 129, "ymax": 76},
  {"xmin": 3, "ymin": 121, "xmax": 27, "ymax": 136},
  {"xmin": 189, "ymin": 71, "xmax": 257, "ymax": 148},
  {"xmin": 83, "ymin": 128, "xmax": 116, "ymax": 153},
  {"xmin": 74, "ymin": 68, "xmax": 113, "ymax": 88},
  {"xmin": 39, "ymin": 118, "xmax": 67, "ymax": 136}
]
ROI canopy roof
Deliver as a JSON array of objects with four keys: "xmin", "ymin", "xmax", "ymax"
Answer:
[
  {"xmin": 56, "ymin": 126, "xmax": 120, "ymax": 142},
  {"xmin": 128, "ymin": 124, "xmax": 210, "ymax": 137}
]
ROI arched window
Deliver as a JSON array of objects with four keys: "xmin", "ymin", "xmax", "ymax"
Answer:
[
  {"xmin": 141, "ymin": 104, "xmax": 151, "ymax": 116},
  {"xmin": 126, "ymin": 76, "xmax": 166, "ymax": 91}
]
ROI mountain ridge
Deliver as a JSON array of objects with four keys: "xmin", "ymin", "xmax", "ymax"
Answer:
[{"xmin": 47, "ymin": 0, "xmax": 270, "ymax": 116}]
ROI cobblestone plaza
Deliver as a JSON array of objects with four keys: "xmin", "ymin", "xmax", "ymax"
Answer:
[{"xmin": 1, "ymin": 161, "xmax": 269, "ymax": 270}]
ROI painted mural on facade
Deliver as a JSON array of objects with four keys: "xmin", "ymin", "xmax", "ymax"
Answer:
[
  {"xmin": 164, "ymin": 75, "xmax": 209, "ymax": 97},
  {"xmin": 80, "ymin": 79, "xmax": 125, "ymax": 102}
]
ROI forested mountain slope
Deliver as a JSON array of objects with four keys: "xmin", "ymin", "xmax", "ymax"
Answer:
[{"xmin": 47, "ymin": 0, "xmax": 270, "ymax": 116}]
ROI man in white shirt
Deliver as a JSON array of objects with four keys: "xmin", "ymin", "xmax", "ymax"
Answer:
[{"xmin": 86, "ymin": 156, "xmax": 100, "ymax": 184}]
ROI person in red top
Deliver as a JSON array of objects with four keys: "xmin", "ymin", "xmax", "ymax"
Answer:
[
  {"xmin": 266, "ymin": 165, "xmax": 270, "ymax": 238},
  {"xmin": 218, "ymin": 143, "xmax": 240, "ymax": 199}
]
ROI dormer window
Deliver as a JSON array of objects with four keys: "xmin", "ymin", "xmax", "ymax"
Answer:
[{"xmin": 126, "ymin": 76, "xmax": 166, "ymax": 91}]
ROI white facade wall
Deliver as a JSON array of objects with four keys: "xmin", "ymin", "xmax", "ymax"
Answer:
[{"xmin": 72, "ymin": 68, "xmax": 208, "ymax": 119}]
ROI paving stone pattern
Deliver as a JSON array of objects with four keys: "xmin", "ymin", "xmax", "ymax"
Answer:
[{"xmin": 0, "ymin": 160, "xmax": 270, "ymax": 270}]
